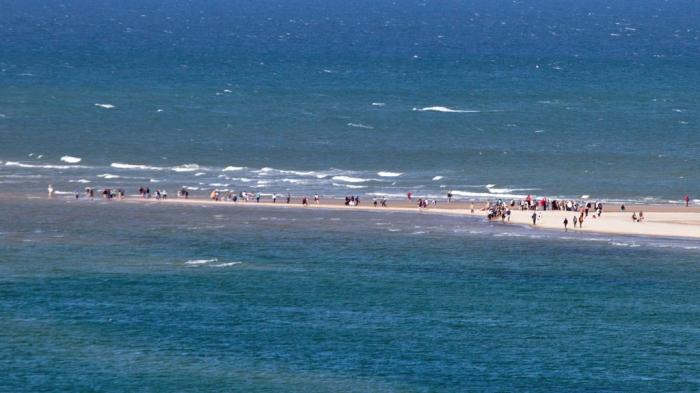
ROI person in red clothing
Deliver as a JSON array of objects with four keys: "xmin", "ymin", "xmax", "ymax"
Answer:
[{"xmin": 685, "ymin": 195, "xmax": 690, "ymax": 207}]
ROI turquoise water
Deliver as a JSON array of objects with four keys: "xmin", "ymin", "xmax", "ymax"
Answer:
[{"xmin": 2, "ymin": 198, "xmax": 700, "ymax": 391}]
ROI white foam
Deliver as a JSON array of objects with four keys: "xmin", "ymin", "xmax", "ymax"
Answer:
[
  {"xmin": 279, "ymin": 169, "xmax": 316, "ymax": 176},
  {"xmin": 432, "ymin": 176, "xmax": 444, "ymax": 181},
  {"xmin": 4, "ymin": 161, "xmax": 83, "ymax": 170},
  {"xmin": 333, "ymin": 183, "xmax": 367, "ymax": 189},
  {"xmin": 149, "ymin": 178, "xmax": 161, "ymax": 183},
  {"xmin": 213, "ymin": 262, "xmax": 242, "ymax": 267},
  {"xmin": 97, "ymin": 173, "xmax": 120, "ymax": 179},
  {"xmin": 222, "ymin": 166, "xmax": 245, "ymax": 172},
  {"xmin": 194, "ymin": 172, "xmax": 206, "ymax": 177},
  {"xmin": 450, "ymin": 190, "xmax": 527, "ymax": 199},
  {"xmin": 488, "ymin": 187, "xmax": 539, "ymax": 194},
  {"xmin": 371, "ymin": 102, "xmax": 386, "ymax": 106},
  {"xmin": 111, "ymin": 162, "xmax": 163, "ymax": 170},
  {"xmin": 171, "ymin": 164, "xmax": 200, "ymax": 172},
  {"xmin": 185, "ymin": 258, "xmax": 217, "ymax": 265},
  {"xmin": 95, "ymin": 103, "xmax": 115, "ymax": 109},
  {"xmin": 209, "ymin": 183, "xmax": 229, "ymax": 187},
  {"xmin": 60, "ymin": 155, "xmax": 82, "ymax": 163},
  {"xmin": 414, "ymin": 106, "xmax": 479, "ymax": 113},
  {"xmin": 331, "ymin": 175, "xmax": 370, "ymax": 183},
  {"xmin": 282, "ymin": 178, "xmax": 308, "ymax": 184},
  {"xmin": 69, "ymin": 179, "xmax": 91, "ymax": 183},
  {"xmin": 377, "ymin": 171, "xmax": 402, "ymax": 177},
  {"xmin": 347, "ymin": 122, "xmax": 374, "ymax": 129}
]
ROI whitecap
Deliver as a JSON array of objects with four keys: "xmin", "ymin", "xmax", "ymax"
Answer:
[
  {"xmin": 432, "ymin": 176, "xmax": 444, "ymax": 181},
  {"xmin": 4, "ymin": 161, "xmax": 83, "ymax": 170},
  {"xmin": 171, "ymin": 164, "xmax": 200, "ymax": 172},
  {"xmin": 222, "ymin": 166, "xmax": 245, "ymax": 172},
  {"xmin": 347, "ymin": 122, "xmax": 374, "ymax": 129},
  {"xmin": 69, "ymin": 179, "xmax": 91, "ymax": 183},
  {"xmin": 97, "ymin": 174, "xmax": 120, "ymax": 179},
  {"xmin": 377, "ymin": 171, "xmax": 402, "ymax": 177},
  {"xmin": 282, "ymin": 178, "xmax": 308, "ymax": 184},
  {"xmin": 149, "ymin": 178, "xmax": 161, "ymax": 183},
  {"xmin": 331, "ymin": 175, "xmax": 370, "ymax": 183},
  {"xmin": 194, "ymin": 172, "xmax": 206, "ymax": 177},
  {"xmin": 209, "ymin": 183, "xmax": 229, "ymax": 187},
  {"xmin": 185, "ymin": 258, "xmax": 217, "ymax": 265},
  {"xmin": 371, "ymin": 102, "xmax": 385, "ymax": 106},
  {"xmin": 95, "ymin": 103, "xmax": 116, "ymax": 109},
  {"xmin": 332, "ymin": 183, "xmax": 367, "ymax": 189},
  {"xmin": 110, "ymin": 162, "xmax": 163, "ymax": 171},
  {"xmin": 414, "ymin": 106, "xmax": 479, "ymax": 113},
  {"xmin": 450, "ymin": 190, "xmax": 527, "ymax": 199},
  {"xmin": 279, "ymin": 169, "xmax": 316, "ymax": 176},
  {"xmin": 213, "ymin": 262, "xmax": 242, "ymax": 268},
  {"xmin": 60, "ymin": 155, "xmax": 82, "ymax": 163},
  {"xmin": 488, "ymin": 187, "xmax": 539, "ymax": 194}
]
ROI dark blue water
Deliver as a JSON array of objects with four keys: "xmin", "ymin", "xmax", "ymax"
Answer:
[
  {"xmin": 1, "ymin": 0, "xmax": 699, "ymax": 202},
  {"xmin": 1, "ymin": 197, "xmax": 700, "ymax": 391},
  {"xmin": 3, "ymin": 1, "xmax": 700, "ymax": 390}
]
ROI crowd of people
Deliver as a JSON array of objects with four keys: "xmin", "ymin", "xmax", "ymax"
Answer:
[{"xmin": 48, "ymin": 184, "xmax": 695, "ymax": 232}]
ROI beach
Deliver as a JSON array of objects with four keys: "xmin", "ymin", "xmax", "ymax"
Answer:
[{"xmin": 68, "ymin": 194, "xmax": 700, "ymax": 240}]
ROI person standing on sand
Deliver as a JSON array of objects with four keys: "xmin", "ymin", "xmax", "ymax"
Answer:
[
  {"xmin": 48, "ymin": 184, "xmax": 54, "ymax": 198},
  {"xmin": 447, "ymin": 192, "xmax": 452, "ymax": 203},
  {"xmin": 407, "ymin": 192, "xmax": 412, "ymax": 201},
  {"xmin": 314, "ymin": 194, "xmax": 319, "ymax": 204},
  {"xmin": 286, "ymin": 193, "xmax": 291, "ymax": 204},
  {"xmin": 573, "ymin": 216, "xmax": 577, "ymax": 228},
  {"xmin": 563, "ymin": 218, "xmax": 568, "ymax": 231},
  {"xmin": 685, "ymin": 195, "xmax": 690, "ymax": 207},
  {"xmin": 531, "ymin": 212, "xmax": 537, "ymax": 225}
]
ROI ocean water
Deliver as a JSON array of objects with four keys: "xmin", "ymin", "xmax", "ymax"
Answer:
[
  {"xmin": 1, "ymin": 0, "xmax": 699, "ymax": 202},
  {"xmin": 2, "ymin": 197, "xmax": 700, "ymax": 391},
  {"xmin": 3, "ymin": 1, "xmax": 700, "ymax": 391}
]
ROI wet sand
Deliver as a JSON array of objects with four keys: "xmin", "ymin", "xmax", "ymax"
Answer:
[{"xmin": 115, "ymin": 196, "xmax": 700, "ymax": 240}]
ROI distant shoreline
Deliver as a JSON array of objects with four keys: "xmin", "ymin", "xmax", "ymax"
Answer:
[{"xmin": 10, "ymin": 193, "xmax": 700, "ymax": 241}]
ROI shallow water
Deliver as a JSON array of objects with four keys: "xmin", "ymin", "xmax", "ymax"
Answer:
[{"xmin": 1, "ymin": 198, "xmax": 700, "ymax": 391}]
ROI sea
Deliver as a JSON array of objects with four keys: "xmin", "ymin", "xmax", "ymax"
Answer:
[{"xmin": 1, "ymin": 1, "xmax": 700, "ymax": 391}]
